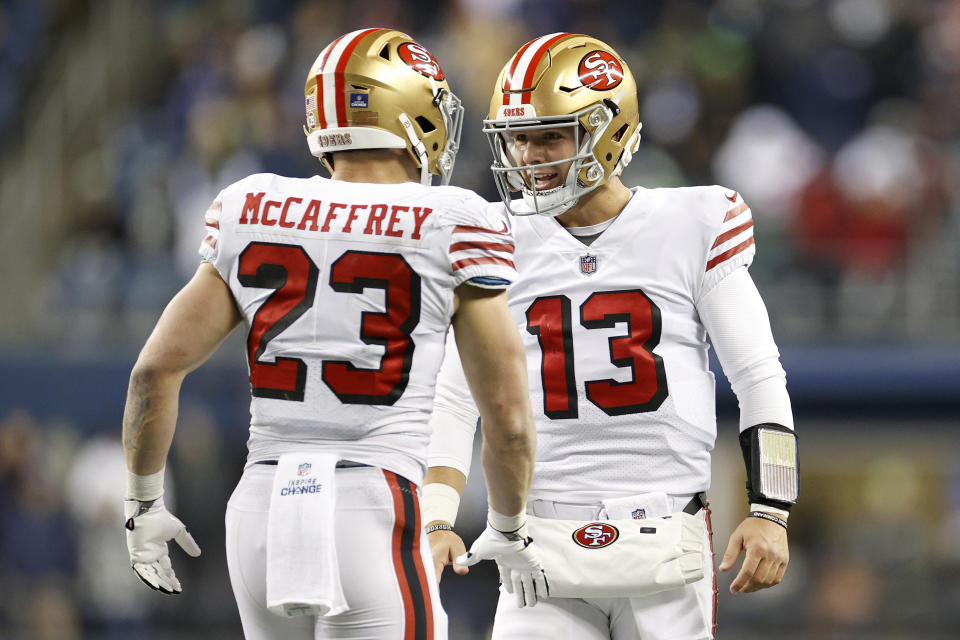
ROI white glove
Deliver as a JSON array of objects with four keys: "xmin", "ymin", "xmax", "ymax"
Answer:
[
  {"xmin": 457, "ymin": 521, "xmax": 549, "ymax": 607},
  {"xmin": 124, "ymin": 498, "xmax": 201, "ymax": 594}
]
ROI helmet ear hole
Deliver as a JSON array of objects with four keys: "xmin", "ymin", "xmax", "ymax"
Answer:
[
  {"xmin": 379, "ymin": 44, "xmax": 390, "ymax": 60},
  {"xmin": 612, "ymin": 123, "xmax": 629, "ymax": 142},
  {"xmin": 414, "ymin": 116, "xmax": 436, "ymax": 133}
]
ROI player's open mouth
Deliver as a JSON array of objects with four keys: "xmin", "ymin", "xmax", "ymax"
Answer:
[{"xmin": 533, "ymin": 171, "xmax": 560, "ymax": 190}]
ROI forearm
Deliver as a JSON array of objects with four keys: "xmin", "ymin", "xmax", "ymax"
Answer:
[
  {"xmin": 452, "ymin": 284, "xmax": 536, "ymax": 518},
  {"xmin": 481, "ymin": 434, "xmax": 533, "ymax": 517},
  {"xmin": 122, "ymin": 365, "xmax": 185, "ymax": 475}
]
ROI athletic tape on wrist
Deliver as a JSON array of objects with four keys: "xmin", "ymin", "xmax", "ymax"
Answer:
[
  {"xmin": 126, "ymin": 468, "xmax": 165, "ymax": 501},
  {"xmin": 750, "ymin": 503, "xmax": 790, "ymax": 518},
  {"xmin": 487, "ymin": 508, "xmax": 525, "ymax": 534},
  {"xmin": 421, "ymin": 483, "xmax": 461, "ymax": 526}
]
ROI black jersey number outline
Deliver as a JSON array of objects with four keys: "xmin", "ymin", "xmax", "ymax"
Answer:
[
  {"xmin": 238, "ymin": 243, "xmax": 420, "ymax": 405},
  {"xmin": 526, "ymin": 289, "xmax": 668, "ymax": 418}
]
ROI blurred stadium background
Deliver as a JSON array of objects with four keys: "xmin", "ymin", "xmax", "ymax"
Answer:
[{"xmin": 1, "ymin": 0, "xmax": 958, "ymax": 638}]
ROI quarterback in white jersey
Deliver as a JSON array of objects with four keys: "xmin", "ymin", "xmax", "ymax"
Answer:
[
  {"xmin": 424, "ymin": 34, "xmax": 799, "ymax": 640},
  {"xmin": 120, "ymin": 29, "xmax": 544, "ymax": 640}
]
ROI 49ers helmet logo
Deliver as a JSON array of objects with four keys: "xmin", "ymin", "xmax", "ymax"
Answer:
[
  {"xmin": 572, "ymin": 522, "xmax": 620, "ymax": 548},
  {"xmin": 398, "ymin": 42, "xmax": 445, "ymax": 80},
  {"xmin": 578, "ymin": 50, "xmax": 623, "ymax": 90}
]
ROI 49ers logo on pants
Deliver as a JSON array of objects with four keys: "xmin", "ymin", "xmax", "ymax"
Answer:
[
  {"xmin": 578, "ymin": 50, "xmax": 623, "ymax": 90},
  {"xmin": 572, "ymin": 522, "xmax": 620, "ymax": 548}
]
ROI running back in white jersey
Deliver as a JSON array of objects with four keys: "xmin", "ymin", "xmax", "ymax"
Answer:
[
  {"xmin": 506, "ymin": 185, "xmax": 755, "ymax": 503},
  {"xmin": 200, "ymin": 173, "xmax": 515, "ymax": 485}
]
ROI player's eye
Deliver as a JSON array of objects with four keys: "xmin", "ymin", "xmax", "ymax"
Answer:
[{"xmin": 511, "ymin": 133, "xmax": 528, "ymax": 144}]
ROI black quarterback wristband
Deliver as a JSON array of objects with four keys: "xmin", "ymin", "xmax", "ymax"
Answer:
[
  {"xmin": 425, "ymin": 523, "xmax": 454, "ymax": 534},
  {"xmin": 748, "ymin": 510, "xmax": 788, "ymax": 530}
]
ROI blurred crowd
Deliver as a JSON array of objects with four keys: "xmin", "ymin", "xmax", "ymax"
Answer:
[{"xmin": 1, "ymin": 0, "xmax": 959, "ymax": 348}]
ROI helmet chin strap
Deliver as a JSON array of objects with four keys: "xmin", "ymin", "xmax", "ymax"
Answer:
[{"xmin": 398, "ymin": 112, "xmax": 432, "ymax": 185}]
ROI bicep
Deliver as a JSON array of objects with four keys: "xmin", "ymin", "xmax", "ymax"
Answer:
[
  {"xmin": 451, "ymin": 284, "xmax": 528, "ymax": 416},
  {"xmin": 136, "ymin": 262, "xmax": 242, "ymax": 376}
]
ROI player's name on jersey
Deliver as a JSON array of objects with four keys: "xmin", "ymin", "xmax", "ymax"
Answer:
[{"xmin": 238, "ymin": 191, "xmax": 433, "ymax": 240}]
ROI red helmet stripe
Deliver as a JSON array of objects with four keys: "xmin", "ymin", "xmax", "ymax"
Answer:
[
  {"xmin": 503, "ymin": 38, "xmax": 540, "ymax": 99},
  {"xmin": 333, "ymin": 28, "xmax": 383, "ymax": 127},
  {"xmin": 520, "ymin": 32, "xmax": 573, "ymax": 104},
  {"xmin": 315, "ymin": 34, "xmax": 346, "ymax": 129}
]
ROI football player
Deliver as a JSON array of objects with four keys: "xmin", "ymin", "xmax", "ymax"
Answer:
[
  {"xmin": 423, "ymin": 33, "xmax": 798, "ymax": 639},
  {"xmin": 121, "ymin": 28, "xmax": 545, "ymax": 640}
]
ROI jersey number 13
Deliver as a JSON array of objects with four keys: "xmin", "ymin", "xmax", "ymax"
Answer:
[{"xmin": 526, "ymin": 290, "xmax": 668, "ymax": 419}]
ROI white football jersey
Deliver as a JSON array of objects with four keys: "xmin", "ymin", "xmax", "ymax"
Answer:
[
  {"xmin": 199, "ymin": 173, "xmax": 516, "ymax": 486},
  {"xmin": 505, "ymin": 185, "xmax": 755, "ymax": 503}
]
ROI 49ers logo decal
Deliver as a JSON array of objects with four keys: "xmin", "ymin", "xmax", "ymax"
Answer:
[
  {"xmin": 578, "ymin": 50, "xmax": 623, "ymax": 90},
  {"xmin": 398, "ymin": 42, "xmax": 445, "ymax": 80},
  {"xmin": 572, "ymin": 523, "xmax": 620, "ymax": 548}
]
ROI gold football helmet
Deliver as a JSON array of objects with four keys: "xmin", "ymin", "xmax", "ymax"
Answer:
[
  {"xmin": 483, "ymin": 33, "xmax": 642, "ymax": 215},
  {"xmin": 304, "ymin": 28, "xmax": 463, "ymax": 185}
]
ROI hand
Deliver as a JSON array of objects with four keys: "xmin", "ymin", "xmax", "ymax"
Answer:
[
  {"xmin": 426, "ymin": 524, "xmax": 469, "ymax": 583},
  {"xmin": 718, "ymin": 515, "xmax": 788, "ymax": 593},
  {"xmin": 124, "ymin": 498, "xmax": 201, "ymax": 594},
  {"xmin": 456, "ymin": 522, "xmax": 548, "ymax": 607}
]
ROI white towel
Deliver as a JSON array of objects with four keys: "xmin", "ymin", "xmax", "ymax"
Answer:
[{"xmin": 266, "ymin": 452, "xmax": 348, "ymax": 617}]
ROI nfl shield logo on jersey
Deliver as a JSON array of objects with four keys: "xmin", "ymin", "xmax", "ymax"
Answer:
[
  {"xmin": 298, "ymin": 462, "xmax": 312, "ymax": 476},
  {"xmin": 631, "ymin": 508, "xmax": 646, "ymax": 520},
  {"xmin": 579, "ymin": 254, "xmax": 598, "ymax": 275}
]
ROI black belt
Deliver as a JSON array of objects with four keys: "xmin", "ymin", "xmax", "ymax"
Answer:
[
  {"xmin": 682, "ymin": 492, "xmax": 708, "ymax": 515},
  {"xmin": 255, "ymin": 460, "xmax": 371, "ymax": 469}
]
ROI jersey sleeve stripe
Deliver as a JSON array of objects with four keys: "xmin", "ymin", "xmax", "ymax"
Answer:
[
  {"xmin": 710, "ymin": 219, "xmax": 753, "ymax": 249},
  {"xmin": 204, "ymin": 215, "xmax": 220, "ymax": 230},
  {"xmin": 203, "ymin": 235, "xmax": 218, "ymax": 249},
  {"xmin": 448, "ymin": 240, "xmax": 515, "ymax": 254},
  {"xmin": 723, "ymin": 202, "xmax": 750, "ymax": 222},
  {"xmin": 451, "ymin": 256, "xmax": 516, "ymax": 271},
  {"xmin": 706, "ymin": 237, "xmax": 754, "ymax": 271},
  {"xmin": 452, "ymin": 223, "xmax": 511, "ymax": 236}
]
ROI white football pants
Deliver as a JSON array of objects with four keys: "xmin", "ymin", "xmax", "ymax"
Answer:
[
  {"xmin": 225, "ymin": 464, "xmax": 447, "ymax": 639},
  {"xmin": 491, "ymin": 496, "xmax": 716, "ymax": 640}
]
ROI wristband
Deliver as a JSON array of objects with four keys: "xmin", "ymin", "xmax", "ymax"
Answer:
[
  {"xmin": 126, "ymin": 468, "xmax": 165, "ymax": 501},
  {"xmin": 750, "ymin": 503, "xmax": 789, "ymax": 518},
  {"xmin": 748, "ymin": 510, "xmax": 788, "ymax": 530},
  {"xmin": 487, "ymin": 508, "xmax": 526, "ymax": 534},
  {"xmin": 425, "ymin": 523, "xmax": 454, "ymax": 534},
  {"xmin": 421, "ymin": 483, "xmax": 461, "ymax": 526}
]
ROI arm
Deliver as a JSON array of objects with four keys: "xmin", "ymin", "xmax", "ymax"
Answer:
[
  {"xmin": 423, "ymin": 330, "xmax": 481, "ymax": 580},
  {"xmin": 697, "ymin": 267, "xmax": 796, "ymax": 594},
  {"xmin": 122, "ymin": 262, "xmax": 242, "ymax": 594},
  {"xmin": 450, "ymin": 283, "xmax": 534, "ymax": 519},
  {"xmin": 124, "ymin": 262, "xmax": 242, "ymax": 473},
  {"xmin": 445, "ymin": 284, "xmax": 547, "ymax": 606}
]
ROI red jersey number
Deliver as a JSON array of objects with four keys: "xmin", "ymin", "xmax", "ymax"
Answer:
[
  {"xmin": 322, "ymin": 251, "xmax": 421, "ymax": 405},
  {"xmin": 238, "ymin": 243, "xmax": 318, "ymax": 401},
  {"xmin": 238, "ymin": 244, "xmax": 420, "ymax": 405},
  {"xmin": 526, "ymin": 289, "xmax": 668, "ymax": 418}
]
